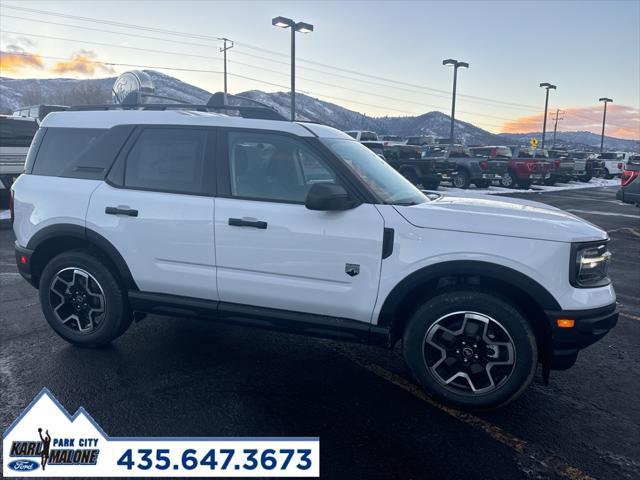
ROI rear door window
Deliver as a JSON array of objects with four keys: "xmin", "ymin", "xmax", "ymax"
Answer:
[
  {"xmin": 124, "ymin": 128, "xmax": 209, "ymax": 195},
  {"xmin": 31, "ymin": 128, "xmax": 106, "ymax": 176}
]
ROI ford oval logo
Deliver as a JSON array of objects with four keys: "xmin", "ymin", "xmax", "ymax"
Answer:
[{"xmin": 8, "ymin": 459, "xmax": 39, "ymax": 471}]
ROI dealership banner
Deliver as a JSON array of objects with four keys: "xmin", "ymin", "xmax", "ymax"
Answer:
[{"xmin": 2, "ymin": 389, "xmax": 319, "ymax": 477}]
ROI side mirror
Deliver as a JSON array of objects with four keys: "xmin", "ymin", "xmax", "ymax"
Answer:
[{"xmin": 305, "ymin": 183, "xmax": 358, "ymax": 211}]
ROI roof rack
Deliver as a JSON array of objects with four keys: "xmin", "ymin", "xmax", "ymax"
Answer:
[{"xmin": 67, "ymin": 92, "xmax": 287, "ymax": 121}]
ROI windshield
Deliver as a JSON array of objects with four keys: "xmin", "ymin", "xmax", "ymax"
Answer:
[{"xmin": 321, "ymin": 138, "xmax": 427, "ymax": 205}]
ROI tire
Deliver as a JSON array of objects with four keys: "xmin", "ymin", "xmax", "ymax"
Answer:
[
  {"xmin": 604, "ymin": 169, "xmax": 614, "ymax": 180},
  {"xmin": 579, "ymin": 175, "xmax": 592, "ymax": 183},
  {"xmin": 516, "ymin": 180, "xmax": 531, "ymax": 189},
  {"xmin": 39, "ymin": 249, "xmax": 133, "ymax": 347},
  {"xmin": 400, "ymin": 168, "xmax": 420, "ymax": 186},
  {"xmin": 422, "ymin": 178, "xmax": 441, "ymax": 190},
  {"xmin": 474, "ymin": 179, "xmax": 491, "ymax": 189},
  {"xmin": 499, "ymin": 172, "xmax": 515, "ymax": 188},
  {"xmin": 452, "ymin": 170, "xmax": 471, "ymax": 189},
  {"xmin": 402, "ymin": 289, "xmax": 537, "ymax": 410}
]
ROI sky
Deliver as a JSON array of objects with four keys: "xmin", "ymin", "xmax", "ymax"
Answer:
[{"xmin": 1, "ymin": 0, "xmax": 639, "ymax": 139}]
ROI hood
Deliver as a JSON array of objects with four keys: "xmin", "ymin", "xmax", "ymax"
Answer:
[{"xmin": 394, "ymin": 194, "xmax": 607, "ymax": 243}]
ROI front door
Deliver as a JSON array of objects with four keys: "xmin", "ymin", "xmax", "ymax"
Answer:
[{"xmin": 214, "ymin": 130, "xmax": 385, "ymax": 323}]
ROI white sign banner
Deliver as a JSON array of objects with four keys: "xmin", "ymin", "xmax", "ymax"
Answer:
[{"xmin": 3, "ymin": 389, "xmax": 319, "ymax": 477}]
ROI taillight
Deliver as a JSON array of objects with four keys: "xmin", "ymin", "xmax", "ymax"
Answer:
[
  {"xmin": 479, "ymin": 160, "xmax": 488, "ymax": 170},
  {"xmin": 618, "ymin": 162, "xmax": 623, "ymax": 170},
  {"xmin": 526, "ymin": 162, "xmax": 536, "ymax": 172},
  {"xmin": 621, "ymin": 169, "xmax": 638, "ymax": 187},
  {"xmin": 9, "ymin": 189, "xmax": 15, "ymax": 225}
]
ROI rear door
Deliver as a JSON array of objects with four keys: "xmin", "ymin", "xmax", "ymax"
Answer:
[
  {"xmin": 86, "ymin": 126, "xmax": 217, "ymax": 300},
  {"xmin": 214, "ymin": 129, "xmax": 385, "ymax": 323}
]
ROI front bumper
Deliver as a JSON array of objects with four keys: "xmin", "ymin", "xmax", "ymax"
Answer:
[
  {"xmin": 14, "ymin": 241, "xmax": 36, "ymax": 287},
  {"xmin": 545, "ymin": 302, "xmax": 618, "ymax": 369}
]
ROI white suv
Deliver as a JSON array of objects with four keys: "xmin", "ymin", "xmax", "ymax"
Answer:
[{"xmin": 12, "ymin": 104, "xmax": 618, "ymax": 409}]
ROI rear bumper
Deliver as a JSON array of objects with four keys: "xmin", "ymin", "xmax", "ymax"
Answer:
[
  {"xmin": 14, "ymin": 241, "xmax": 36, "ymax": 287},
  {"xmin": 545, "ymin": 302, "xmax": 618, "ymax": 369}
]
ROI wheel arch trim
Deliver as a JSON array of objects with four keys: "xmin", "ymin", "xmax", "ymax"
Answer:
[
  {"xmin": 376, "ymin": 260, "xmax": 561, "ymax": 328},
  {"xmin": 26, "ymin": 223, "xmax": 138, "ymax": 290}
]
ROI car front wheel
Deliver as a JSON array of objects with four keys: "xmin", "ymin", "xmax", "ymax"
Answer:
[
  {"xmin": 39, "ymin": 250, "xmax": 133, "ymax": 347},
  {"xmin": 402, "ymin": 289, "xmax": 537, "ymax": 410}
]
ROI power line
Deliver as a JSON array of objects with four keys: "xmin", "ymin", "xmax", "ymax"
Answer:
[
  {"xmin": 0, "ymin": 2, "xmax": 544, "ymax": 111},
  {"xmin": 2, "ymin": 51, "xmax": 507, "ymax": 129},
  {"xmin": 1, "ymin": 51, "xmax": 224, "ymax": 74},
  {"xmin": 0, "ymin": 13, "xmax": 227, "ymax": 50},
  {"xmin": 1, "ymin": 30, "xmax": 217, "ymax": 61},
  {"xmin": 2, "ymin": 29, "xmax": 517, "ymax": 123},
  {"xmin": 1, "ymin": 11, "xmax": 523, "ymax": 113}
]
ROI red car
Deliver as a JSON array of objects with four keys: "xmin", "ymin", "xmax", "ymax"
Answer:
[{"xmin": 493, "ymin": 147, "xmax": 550, "ymax": 189}]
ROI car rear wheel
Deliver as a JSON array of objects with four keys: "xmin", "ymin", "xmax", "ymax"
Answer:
[
  {"xmin": 543, "ymin": 176, "xmax": 556, "ymax": 186},
  {"xmin": 474, "ymin": 179, "xmax": 491, "ymax": 188},
  {"xmin": 604, "ymin": 168, "xmax": 614, "ymax": 180},
  {"xmin": 579, "ymin": 174, "xmax": 592, "ymax": 183},
  {"xmin": 422, "ymin": 178, "xmax": 441, "ymax": 190},
  {"xmin": 39, "ymin": 250, "xmax": 133, "ymax": 347},
  {"xmin": 452, "ymin": 170, "xmax": 471, "ymax": 189},
  {"xmin": 403, "ymin": 289, "xmax": 537, "ymax": 410},
  {"xmin": 400, "ymin": 168, "xmax": 420, "ymax": 186},
  {"xmin": 499, "ymin": 172, "xmax": 515, "ymax": 188}
]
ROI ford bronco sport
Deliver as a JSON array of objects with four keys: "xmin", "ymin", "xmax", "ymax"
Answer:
[{"xmin": 11, "ymin": 96, "xmax": 618, "ymax": 410}]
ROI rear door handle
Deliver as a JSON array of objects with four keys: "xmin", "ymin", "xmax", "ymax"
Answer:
[
  {"xmin": 228, "ymin": 218, "xmax": 267, "ymax": 229},
  {"xmin": 105, "ymin": 206, "xmax": 138, "ymax": 217}
]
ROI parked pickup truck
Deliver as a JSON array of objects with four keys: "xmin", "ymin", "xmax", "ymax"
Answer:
[
  {"xmin": 384, "ymin": 144, "xmax": 455, "ymax": 190},
  {"xmin": 361, "ymin": 141, "xmax": 386, "ymax": 158},
  {"xmin": 502, "ymin": 147, "xmax": 551, "ymax": 189},
  {"xmin": 429, "ymin": 145, "xmax": 508, "ymax": 189},
  {"xmin": 547, "ymin": 150, "xmax": 577, "ymax": 184},
  {"xmin": 598, "ymin": 152, "xmax": 628, "ymax": 179},
  {"xmin": 0, "ymin": 116, "xmax": 38, "ymax": 208},
  {"xmin": 345, "ymin": 130, "xmax": 379, "ymax": 142},
  {"xmin": 378, "ymin": 135, "xmax": 405, "ymax": 146},
  {"xmin": 569, "ymin": 151, "xmax": 599, "ymax": 182}
]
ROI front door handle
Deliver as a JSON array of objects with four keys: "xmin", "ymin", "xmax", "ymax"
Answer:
[
  {"xmin": 105, "ymin": 206, "xmax": 138, "ymax": 217},
  {"xmin": 228, "ymin": 218, "xmax": 267, "ymax": 229}
]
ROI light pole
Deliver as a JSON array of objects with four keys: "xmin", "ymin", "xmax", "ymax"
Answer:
[
  {"xmin": 539, "ymin": 82, "xmax": 556, "ymax": 149},
  {"xmin": 599, "ymin": 97, "xmax": 613, "ymax": 153},
  {"xmin": 220, "ymin": 38, "xmax": 234, "ymax": 104},
  {"xmin": 442, "ymin": 59, "xmax": 469, "ymax": 146},
  {"xmin": 272, "ymin": 16, "xmax": 314, "ymax": 121}
]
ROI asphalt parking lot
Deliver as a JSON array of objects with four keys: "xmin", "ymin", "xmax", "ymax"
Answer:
[{"xmin": 1, "ymin": 185, "xmax": 638, "ymax": 480}]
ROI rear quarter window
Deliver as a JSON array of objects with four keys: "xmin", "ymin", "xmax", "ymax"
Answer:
[{"xmin": 31, "ymin": 128, "xmax": 106, "ymax": 176}]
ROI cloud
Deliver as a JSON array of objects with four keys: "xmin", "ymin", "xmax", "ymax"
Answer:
[
  {"xmin": 501, "ymin": 104, "xmax": 640, "ymax": 140},
  {"xmin": 0, "ymin": 45, "xmax": 44, "ymax": 74},
  {"xmin": 50, "ymin": 50, "xmax": 115, "ymax": 76}
]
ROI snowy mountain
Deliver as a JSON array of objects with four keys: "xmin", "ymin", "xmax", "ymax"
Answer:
[{"xmin": 1, "ymin": 70, "xmax": 636, "ymax": 150}]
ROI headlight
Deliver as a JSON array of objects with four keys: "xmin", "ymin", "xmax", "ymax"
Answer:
[{"xmin": 571, "ymin": 242, "xmax": 611, "ymax": 288}]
